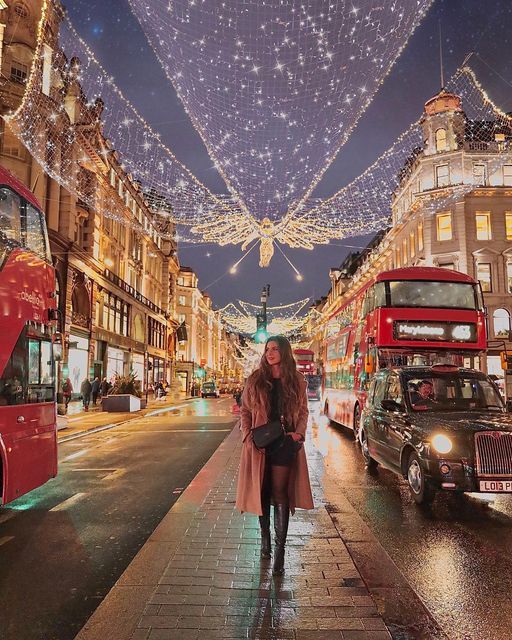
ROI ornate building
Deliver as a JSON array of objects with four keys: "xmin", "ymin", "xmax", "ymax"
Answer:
[
  {"xmin": 0, "ymin": 0, "xmax": 181, "ymax": 394},
  {"xmin": 318, "ymin": 89, "xmax": 512, "ymax": 375}
]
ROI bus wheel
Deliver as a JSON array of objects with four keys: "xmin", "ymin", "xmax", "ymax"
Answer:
[
  {"xmin": 353, "ymin": 405, "xmax": 361, "ymax": 441},
  {"xmin": 360, "ymin": 429, "xmax": 377, "ymax": 468},
  {"xmin": 407, "ymin": 452, "xmax": 435, "ymax": 505}
]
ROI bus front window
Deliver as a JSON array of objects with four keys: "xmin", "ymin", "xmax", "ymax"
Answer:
[
  {"xmin": 0, "ymin": 187, "xmax": 22, "ymax": 246},
  {"xmin": 26, "ymin": 202, "xmax": 50, "ymax": 261},
  {"xmin": 388, "ymin": 281, "xmax": 477, "ymax": 310}
]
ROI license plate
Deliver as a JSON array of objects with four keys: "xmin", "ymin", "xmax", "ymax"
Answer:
[{"xmin": 479, "ymin": 480, "xmax": 512, "ymax": 492}]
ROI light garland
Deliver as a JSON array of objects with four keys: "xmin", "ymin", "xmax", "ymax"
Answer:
[
  {"xmin": 219, "ymin": 297, "xmax": 310, "ymax": 337},
  {"xmin": 5, "ymin": 2, "xmax": 512, "ymax": 271},
  {"xmin": 129, "ymin": 0, "xmax": 433, "ymax": 225}
]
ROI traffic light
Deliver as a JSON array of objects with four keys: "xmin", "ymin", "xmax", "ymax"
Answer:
[
  {"xmin": 254, "ymin": 313, "xmax": 268, "ymax": 344},
  {"xmin": 500, "ymin": 351, "xmax": 512, "ymax": 371}
]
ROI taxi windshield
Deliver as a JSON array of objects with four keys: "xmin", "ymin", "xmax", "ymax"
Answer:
[{"xmin": 403, "ymin": 373, "xmax": 504, "ymax": 412}]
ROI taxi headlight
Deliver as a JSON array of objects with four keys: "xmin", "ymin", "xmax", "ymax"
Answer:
[{"xmin": 431, "ymin": 434, "xmax": 453, "ymax": 454}]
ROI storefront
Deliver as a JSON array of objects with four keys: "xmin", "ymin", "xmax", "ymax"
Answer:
[
  {"xmin": 106, "ymin": 346, "xmax": 127, "ymax": 381},
  {"xmin": 131, "ymin": 352, "xmax": 145, "ymax": 389},
  {"xmin": 151, "ymin": 356, "xmax": 165, "ymax": 384},
  {"xmin": 67, "ymin": 333, "xmax": 90, "ymax": 395}
]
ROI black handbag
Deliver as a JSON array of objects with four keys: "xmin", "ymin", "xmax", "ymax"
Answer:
[{"xmin": 252, "ymin": 419, "xmax": 284, "ymax": 449}]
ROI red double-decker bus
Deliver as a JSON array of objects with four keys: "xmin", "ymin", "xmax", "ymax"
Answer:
[
  {"xmin": 293, "ymin": 348, "xmax": 317, "ymax": 375},
  {"xmin": 0, "ymin": 166, "xmax": 57, "ymax": 505},
  {"xmin": 323, "ymin": 267, "xmax": 486, "ymax": 436}
]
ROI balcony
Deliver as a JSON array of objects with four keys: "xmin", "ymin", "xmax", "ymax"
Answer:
[{"xmin": 104, "ymin": 268, "xmax": 168, "ymax": 317}]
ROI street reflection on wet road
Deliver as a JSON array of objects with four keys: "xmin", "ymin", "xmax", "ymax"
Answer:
[{"xmin": 307, "ymin": 402, "xmax": 512, "ymax": 640}]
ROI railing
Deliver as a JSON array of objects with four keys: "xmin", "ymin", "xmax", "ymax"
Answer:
[
  {"xmin": 104, "ymin": 269, "xmax": 167, "ymax": 317},
  {"xmin": 464, "ymin": 141, "xmax": 512, "ymax": 153}
]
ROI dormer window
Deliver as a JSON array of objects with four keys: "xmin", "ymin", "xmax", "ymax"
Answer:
[{"xmin": 435, "ymin": 128, "xmax": 447, "ymax": 152}]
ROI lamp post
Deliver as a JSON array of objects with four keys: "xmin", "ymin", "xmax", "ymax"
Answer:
[{"xmin": 145, "ymin": 355, "xmax": 152, "ymax": 405}]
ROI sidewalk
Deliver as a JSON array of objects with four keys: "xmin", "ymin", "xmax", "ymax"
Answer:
[
  {"xmin": 58, "ymin": 393, "xmax": 194, "ymax": 441},
  {"xmin": 74, "ymin": 426, "xmax": 391, "ymax": 640}
]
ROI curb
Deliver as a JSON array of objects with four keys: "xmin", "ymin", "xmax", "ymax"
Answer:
[{"xmin": 58, "ymin": 397, "xmax": 196, "ymax": 443}]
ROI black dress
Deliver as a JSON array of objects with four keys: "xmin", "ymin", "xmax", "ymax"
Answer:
[{"xmin": 266, "ymin": 379, "xmax": 299, "ymax": 467}]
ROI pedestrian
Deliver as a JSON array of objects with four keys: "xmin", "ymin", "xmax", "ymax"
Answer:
[
  {"xmin": 62, "ymin": 377, "xmax": 73, "ymax": 410},
  {"xmin": 100, "ymin": 377, "xmax": 110, "ymax": 398},
  {"xmin": 235, "ymin": 335, "xmax": 313, "ymax": 576},
  {"xmin": 80, "ymin": 378, "xmax": 92, "ymax": 411},
  {"xmin": 91, "ymin": 376, "xmax": 100, "ymax": 405}
]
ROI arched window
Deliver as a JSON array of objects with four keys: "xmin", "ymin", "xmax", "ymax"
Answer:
[
  {"xmin": 435, "ymin": 128, "xmax": 447, "ymax": 152},
  {"xmin": 493, "ymin": 308, "xmax": 510, "ymax": 338}
]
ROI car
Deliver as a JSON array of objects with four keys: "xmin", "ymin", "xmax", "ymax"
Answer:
[
  {"xmin": 359, "ymin": 364, "xmax": 512, "ymax": 504},
  {"xmin": 305, "ymin": 374, "xmax": 322, "ymax": 401},
  {"xmin": 201, "ymin": 382, "xmax": 220, "ymax": 398}
]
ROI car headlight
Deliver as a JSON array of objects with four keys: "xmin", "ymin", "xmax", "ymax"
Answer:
[{"xmin": 431, "ymin": 434, "xmax": 453, "ymax": 454}]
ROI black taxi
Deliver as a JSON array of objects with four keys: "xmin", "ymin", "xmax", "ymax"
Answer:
[{"xmin": 359, "ymin": 364, "xmax": 512, "ymax": 504}]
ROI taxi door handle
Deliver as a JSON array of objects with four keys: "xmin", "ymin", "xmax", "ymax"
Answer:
[{"xmin": 17, "ymin": 416, "xmax": 25, "ymax": 423}]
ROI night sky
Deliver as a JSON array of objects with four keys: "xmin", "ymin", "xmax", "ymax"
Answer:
[{"xmin": 66, "ymin": 0, "xmax": 512, "ymax": 311}]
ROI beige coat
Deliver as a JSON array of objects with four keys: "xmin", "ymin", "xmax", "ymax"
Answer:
[{"xmin": 235, "ymin": 372, "xmax": 314, "ymax": 516}]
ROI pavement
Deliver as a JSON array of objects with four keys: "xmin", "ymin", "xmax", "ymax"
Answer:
[
  {"xmin": 57, "ymin": 394, "xmax": 196, "ymax": 442},
  {"xmin": 73, "ymin": 422, "xmax": 392, "ymax": 640}
]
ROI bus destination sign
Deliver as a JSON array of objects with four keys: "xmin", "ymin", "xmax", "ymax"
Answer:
[{"xmin": 394, "ymin": 321, "xmax": 477, "ymax": 343}]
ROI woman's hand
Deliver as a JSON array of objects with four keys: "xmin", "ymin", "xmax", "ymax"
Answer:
[{"xmin": 288, "ymin": 432, "xmax": 304, "ymax": 442}]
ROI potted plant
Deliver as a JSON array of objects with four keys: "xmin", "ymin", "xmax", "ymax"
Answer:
[{"xmin": 102, "ymin": 371, "xmax": 142, "ymax": 412}]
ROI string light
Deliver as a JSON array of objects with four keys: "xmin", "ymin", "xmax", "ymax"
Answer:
[
  {"xmin": 220, "ymin": 297, "xmax": 310, "ymax": 337},
  {"xmin": 128, "ymin": 0, "xmax": 433, "ymax": 223}
]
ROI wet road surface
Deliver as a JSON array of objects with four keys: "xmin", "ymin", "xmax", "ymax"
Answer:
[
  {"xmin": 0, "ymin": 397, "xmax": 235, "ymax": 640},
  {"xmin": 308, "ymin": 403, "xmax": 512, "ymax": 640}
]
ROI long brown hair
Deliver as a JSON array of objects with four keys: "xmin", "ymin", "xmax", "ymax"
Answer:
[{"xmin": 250, "ymin": 335, "xmax": 301, "ymax": 423}]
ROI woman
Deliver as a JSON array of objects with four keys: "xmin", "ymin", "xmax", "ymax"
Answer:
[
  {"xmin": 62, "ymin": 378, "xmax": 73, "ymax": 410},
  {"xmin": 236, "ymin": 335, "xmax": 314, "ymax": 575}
]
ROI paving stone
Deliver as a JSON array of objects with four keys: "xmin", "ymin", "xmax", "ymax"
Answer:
[{"xmin": 148, "ymin": 629, "xmax": 199, "ymax": 640}]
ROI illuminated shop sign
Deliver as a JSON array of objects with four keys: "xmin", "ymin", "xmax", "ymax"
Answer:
[{"xmin": 394, "ymin": 321, "xmax": 477, "ymax": 343}]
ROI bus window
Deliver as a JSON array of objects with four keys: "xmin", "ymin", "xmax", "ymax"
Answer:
[
  {"xmin": 374, "ymin": 281, "xmax": 386, "ymax": 308},
  {"xmin": 0, "ymin": 187, "xmax": 22, "ymax": 245},
  {"xmin": 26, "ymin": 202, "xmax": 50, "ymax": 261},
  {"xmin": 0, "ymin": 330, "xmax": 27, "ymax": 405}
]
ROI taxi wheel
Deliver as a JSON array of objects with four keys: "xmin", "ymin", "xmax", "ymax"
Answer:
[
  {"xmin": 407, "ymin": 452, "xmax": 435, "ymax": 505},
  {"xmin": 361, "ymin": 429, "xmax": 377, "ymax": 469},
  {"xmin": 353, "ymin": 406, "xmax": 361, "ymax": 441}
]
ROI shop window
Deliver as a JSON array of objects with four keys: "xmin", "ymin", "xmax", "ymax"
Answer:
[
  {"xmin": 493, "ymin": 308, "xmax": 510, "ymax": 338},
  {"xmin": 475, "ymin": 211, "xmax": 491, "ymax": 241},
  {"xmin": 503, "ymin": 165, "xmax": 512, "ymax": 187},
  {"xmin": 476, "ymin": 262, "xmax": 492, "ymax": 293},
  {"xmin": 435, "ymin": 128, "xmax": 447, "ymax": 152},
  {"xmin": 436, "ymin": 212, "xmax": 452, "ymax": 241},
  {"xmin": 505, "ymin": 212, "xmax": 512, "ymax": 240},
  {"xmin": 436, "ymin": 164, "xmax": 449, "ymax": 188}
]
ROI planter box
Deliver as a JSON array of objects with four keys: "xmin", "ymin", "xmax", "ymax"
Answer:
[{"xmin": 102, "ymin": 394, "xmax": 141, "ymax": 413}]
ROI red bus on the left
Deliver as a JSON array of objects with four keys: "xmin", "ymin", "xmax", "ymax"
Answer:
[{"xmin": 0, "ymin": 166, "xmax": 57, "ymax": 505}]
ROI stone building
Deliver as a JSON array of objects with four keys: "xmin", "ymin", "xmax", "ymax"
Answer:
[
  {"xmin": 175, "ymin": 266, "xmax": 243, "ymax": 393},
  {"xmin": 0, "ymin": 0, "xmax": 180, "ymax": 395},
  {"xmin": 319, "ymin": 89, "xmax": 512, "ymax": 375}
]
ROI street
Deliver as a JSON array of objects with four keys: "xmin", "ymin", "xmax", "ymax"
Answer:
[
  {"xmin": 308, "ymin": 404, "xmax": 512, "ymax": 640},
  {"xmin": 0, "ymin": 398, "xmax": 235, "ymax": 640}
]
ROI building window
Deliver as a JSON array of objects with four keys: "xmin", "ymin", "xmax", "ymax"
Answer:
[
  {"xmin": 102, "ymin": 292, "xmax": 130, "ymax": 336},
  {"xmin": 409, "ymin": 231, "xmax": 415, "ymax": 258},
  {"xmin": 493, "ymin": 308, "xmax": 510, "ymax": 338},
  {"xmin": 178, "ymin": 295, "xmax": 186, "ymax": 306},
  {"xmin": 394, "ymin": 248, "xmax": 400, "ymax": 268},
  {"xmin": 10, "ymin": 60, "xmax": 28, "ymax": 84},
  {"xmin": 505, "ymin": 212, "xmax": 512, "ymax": 240},
  {"xmin": 402, "ymin": 238, "xmax": 408, "ymax": 265},
  {"xmin": 475, "ymin": 211, "xmax": 492, "ymax": 240},
  {"xmin": 476, "ymin": 262, "xmax": 492, "ymax": 293},
  {"xmin": 436, "ymin": 164, "xmax": 449, "ymax": 188},
  {"xmin": 418, "ymin": 222, "xmax": 424, "ymax": 251},
  {"xmin": 504, "ymin": 165, "xmax": 512, "ymax": 187},
  {"xmin": 435, "ymin": 128, "xmax": 447, "ymax": 152},
  {"xmin": 436, "ymin": 212, "xmax": 452, "ymax": 241},
  {"xmin": 177, "ymin": 313, "xmax": 186, "ymax": 324},
  {"xmin": 438, "ymin": 262, "xmax": 455, "ymax": 270},
  {"xmin": 177, "ymin": 277, "xmax": 185, "ymax": 286},
  {"xmin": 507, "ymin": 263, "xmax": 512, "ymax": 294},
  {"xmin": 148, "ymin": 317, "xmax": 166, "ymax": 350},
  {"xmin": 472, "ymin": 164, "xmax": 487, "ymax": 186}
]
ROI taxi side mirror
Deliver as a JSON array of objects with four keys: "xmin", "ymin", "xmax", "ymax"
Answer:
[
  {"xmin": 364, "ymin": 354, "xmax": 375, "ymax": 374},
  {"xmin": 381, "ymin": 399, "xmax": 405, "ymax": 413}
]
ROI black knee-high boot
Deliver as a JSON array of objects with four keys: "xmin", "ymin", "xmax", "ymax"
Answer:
[
  {"xmin": 259, "ymin": 495, "xmax": 271, "ymax": 559},
  {"xmin": 272, "ymin": 504, "xmax": 289, "ymax": 575}
]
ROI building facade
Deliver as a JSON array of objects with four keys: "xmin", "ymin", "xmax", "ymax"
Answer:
[
  {"xmin": 0, "ymin": 0, "xmax": 181, "ymax": 397},
  {"xmin": 319, "ymin": 89, "xmax": 512, "ymax": 376}
]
